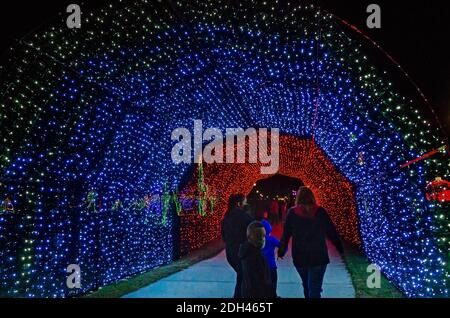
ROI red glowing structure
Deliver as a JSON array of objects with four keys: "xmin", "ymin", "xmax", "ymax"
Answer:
[
  {"xmin": 178, "ymin": 135, "xmax": 361, "ymax": 255},
  {"xmin": 426, "ymin": 177, "xmax": 450, "ymax": 203}
]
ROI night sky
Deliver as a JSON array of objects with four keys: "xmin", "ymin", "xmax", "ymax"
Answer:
[{"xmin": 1, "ymin": 0, "xmax": 449, "ymax": 136}]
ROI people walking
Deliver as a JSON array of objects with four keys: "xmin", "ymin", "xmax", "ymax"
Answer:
[
  {"xmin": 278, "ymin": 186, "xmax": 344, "ymax": 298},
  {"xmin": 269, "ymin": 199, "xmax": 279, "ymax": 224},
  {"xmin": 279, "ymin": 200, "xmax": 287, "ymax": 222},
  {"xmin": 221, "ymin": 194, "xmax": 254, "ymax": 298}
]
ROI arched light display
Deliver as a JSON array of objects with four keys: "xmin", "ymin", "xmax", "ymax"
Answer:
[{"xmin": 180, "ymin": 136, "xmax": 360, "ymax": 256}]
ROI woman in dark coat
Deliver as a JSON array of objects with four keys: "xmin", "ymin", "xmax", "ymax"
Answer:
[
  {"xmin": 221, "ymin": 193, "xmax": 253, "ymax": 298},
  {"xmin": 278, "ymin": 186, "xmax": 344, "ymax": 298}
]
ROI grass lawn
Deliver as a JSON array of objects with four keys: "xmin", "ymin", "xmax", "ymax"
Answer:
[
  {"xmin": 342, "ymin": 242, "xmax": 404, "ymax": 298},
  {"xmin": 83, "ymin": 239, "xmax": 224, "ymax": 298}
]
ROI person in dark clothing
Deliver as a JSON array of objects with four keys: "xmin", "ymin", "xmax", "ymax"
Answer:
[
  {"xmin": 278, "ymin": 186, "xmax": 344, "ymax": 298},
  {"xmin": 261, "ymin": 219, "xmax": 280, "ymax": 297},
  {"xmin": 221, "ymin": 194, "xmax": 254, "ymax": 298},
  {"xmin": 269, "ymin": 199, "xmax": 279, "ymax": 224},
  {"xmin": 242, "ymin": 203, "xmax": 253, "ymax": 218},
  {"xmin": 279, "ymin": 200, "xmax": 287, "ymax": 222},
  {"xmin": 238, "ymin": 221, "xmax": 274, "ymax": 298}
]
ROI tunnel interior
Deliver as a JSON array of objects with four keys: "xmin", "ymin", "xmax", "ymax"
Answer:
[
  {"xmin": 0, "ymin": 0, "xmax": 448, "ymax": 298},
  {"xmin": 179, "ymin": 136, "xmax": 360, "ymax": 256},
  {"xmin": 247, "ymin": 174, "xmax": 303, "ymax": 203}
]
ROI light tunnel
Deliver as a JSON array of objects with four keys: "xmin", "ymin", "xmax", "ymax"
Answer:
[
  {"xmin": 0, "ymin": 0, "xmax": 449, "ymax": 297},
  {"xmin": 179, "ymin": 136, "xmax": 360, "ymax": 255}
]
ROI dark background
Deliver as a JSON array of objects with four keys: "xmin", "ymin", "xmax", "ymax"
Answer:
[{"xmin": 0, "ymin": 0, "xmax": 449, "ymax": 137}]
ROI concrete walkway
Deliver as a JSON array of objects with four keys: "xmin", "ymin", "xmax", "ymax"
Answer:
[{"xmin": 124, "ymin": 240, "xmax": 355, "ymax": 298}]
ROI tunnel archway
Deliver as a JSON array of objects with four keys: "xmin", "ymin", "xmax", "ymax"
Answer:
[
  {"xmin": 179, "ymin": 136, "xmax": 360, "ymax": 256},
  {"xmin": 246, "ymin": 174, "xmax": 303, "ymax": 213},
  {"xmin": 0, "ymin": 0, "xmax": 448, "ymax": 297}
]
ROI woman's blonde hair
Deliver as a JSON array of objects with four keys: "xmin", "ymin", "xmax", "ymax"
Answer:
[{"xmin": 295, "ymin": 186, "xmax": 316, "ymax": 206}]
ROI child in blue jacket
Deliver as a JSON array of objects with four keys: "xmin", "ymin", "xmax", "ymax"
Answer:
[{"xmin": 261, "ymin": 219, "xmax": 280, "ymax": 297}]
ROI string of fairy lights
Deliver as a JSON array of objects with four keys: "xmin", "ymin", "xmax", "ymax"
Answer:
[{"xmin": 0, "ymin": 0, "xmax": 448, "ymax": 297}]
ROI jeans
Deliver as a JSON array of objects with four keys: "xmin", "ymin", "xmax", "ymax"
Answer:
[{"xmin": 296, "ymin": 265, "xmax": 327, "ymax": 298}]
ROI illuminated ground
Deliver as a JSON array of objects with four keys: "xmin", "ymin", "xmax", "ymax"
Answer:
[{"xmin": 124, "ymin": 227, "xmax": 355, "ymax": 298}]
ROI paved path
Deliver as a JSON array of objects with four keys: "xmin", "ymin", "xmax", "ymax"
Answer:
[{"xmin": 125, "ymin": 239, "xmax": 355, "ymax": 298}]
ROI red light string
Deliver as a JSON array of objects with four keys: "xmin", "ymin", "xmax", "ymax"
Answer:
[
  {"xmin": 326, "ymin": 10, "xmax": 450, "ymax": 149},
  {"xmin": 179, "ymin": 136, "xmax": 361, "ymax": 255}
]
